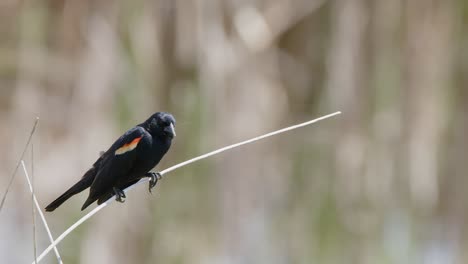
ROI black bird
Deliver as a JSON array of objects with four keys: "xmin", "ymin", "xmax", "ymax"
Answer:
[{"xmin": 45, "ymin": 112, "xmax": 176, "ymax": 212}]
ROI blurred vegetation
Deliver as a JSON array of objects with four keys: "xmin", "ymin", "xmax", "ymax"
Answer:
[{"xmin": 0, "ymin": 0, "xmax": 467, "ymax": 263}]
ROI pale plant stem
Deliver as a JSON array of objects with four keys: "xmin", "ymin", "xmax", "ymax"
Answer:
[
  {"xmin": 0, "ymin": 117, "xmax": 39, "ymax": 212},
  {"xmin": 33, "ymin": 111, "xmax": 341, "ymax": 263},
  {"xmin": 160, "ymin": 111, "xmax": 341, "ymax": 176},
  {"xmin": 31, "ymin": 144, "xmax": 37, "ymax": 264},
  {"xmin": 21, "ymin": 161, "xmax": 63, "ymax": 264}
]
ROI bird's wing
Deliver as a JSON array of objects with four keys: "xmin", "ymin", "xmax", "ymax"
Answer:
[{"xmin": 87, "ymin": 126, "xmax": 150, "ymax": 200}]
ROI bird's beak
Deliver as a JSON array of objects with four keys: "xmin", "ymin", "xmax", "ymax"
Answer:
[{"xmin": 164, "ymin": 123, "xmax": 176, "ymax": 138}]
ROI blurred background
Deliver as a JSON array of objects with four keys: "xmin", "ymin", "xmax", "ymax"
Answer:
[{"xmin": 0, "ymin": 0, "xmax": 467, "ymax": 263}]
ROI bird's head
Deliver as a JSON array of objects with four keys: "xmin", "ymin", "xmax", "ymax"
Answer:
[{"xmin": 144, "ymin": 112, "xmax": 176, "ymax": 139}]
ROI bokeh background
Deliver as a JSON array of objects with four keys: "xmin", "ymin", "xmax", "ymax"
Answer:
[{"xmin": 1, "ymin": 0, "xmax": 467, "ymax": 263}]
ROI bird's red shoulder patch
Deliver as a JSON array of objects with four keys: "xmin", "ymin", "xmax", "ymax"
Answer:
[{"xmin": 115, "ymin": 137, "xmax": 142, "ymax": 155}]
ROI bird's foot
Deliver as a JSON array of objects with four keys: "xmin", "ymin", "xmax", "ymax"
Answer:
[
  {"xmin": 146, "ymin": 172, "xmax": 162, "ymax": 193},
  {"xmin": 113, "ymin": 187, "xmax": 126, "ymax": 203}
]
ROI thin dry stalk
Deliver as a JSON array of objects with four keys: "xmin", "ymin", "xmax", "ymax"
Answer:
[
  {"xmin": 31, "ymin": 145, "xmax": 37, "ymax": 264},
  {"xmin": 0, "ymin": 117, "xmax": 39, "ymax": 212},
  {"xmin": 21, "ymin": 161, "xmax": 63, "ymax": 264}
]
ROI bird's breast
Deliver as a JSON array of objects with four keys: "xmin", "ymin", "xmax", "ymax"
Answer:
[{"xmin": 132, "ymin": 137, "xmax": 171, "ymax": 175}]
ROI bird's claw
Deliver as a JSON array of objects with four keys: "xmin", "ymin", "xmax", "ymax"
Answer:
[
  {"xmin": 147, "ymin": 172, "xmax": 162, "ymax": 193},
  {"xmin": 113, "ymin": 187, "xmax": 126, "ymax": 203}
]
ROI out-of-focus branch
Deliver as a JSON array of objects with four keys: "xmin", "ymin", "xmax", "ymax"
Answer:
[{"xmin": 234, "ymin": 0, "xmax": 326, "ymax": 51}]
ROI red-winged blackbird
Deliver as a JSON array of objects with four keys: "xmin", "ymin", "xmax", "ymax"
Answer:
[{"xmin": 45, "ymin": 112, "xmax": 176, "ymax": 212}]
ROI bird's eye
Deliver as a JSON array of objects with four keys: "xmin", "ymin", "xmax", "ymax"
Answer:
[{"xmin": 160, "ymin": 121, "xmax": 170, "ymax": 127}]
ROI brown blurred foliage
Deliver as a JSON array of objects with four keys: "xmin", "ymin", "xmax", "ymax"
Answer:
[{"xmin": 0, "ymin": 0, "xmax": 467, "ymax": 263}]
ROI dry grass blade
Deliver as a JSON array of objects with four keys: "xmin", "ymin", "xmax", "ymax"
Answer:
[
  {"xmin": 21, "ymin": 161, "xmax": 63, "ymax": 264},
  {"xmin": 31, "ymin": 145, "xmax": 37, "ymax": 264},
  {"xmin": 0, "ymin": 117, "xmax": 39, "ymax": 212},
  {"xmin": 33, "ymin": 111, "xmax": 341, "ymax": 263}
]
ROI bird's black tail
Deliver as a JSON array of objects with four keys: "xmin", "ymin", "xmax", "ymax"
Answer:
[
  {"xmin": 80, "ymin": 196, "xmax": 97, "ymax": 211},
  {"xmin": 45, "ymin": 168, "xmax": 96, "ymax": 212}
]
